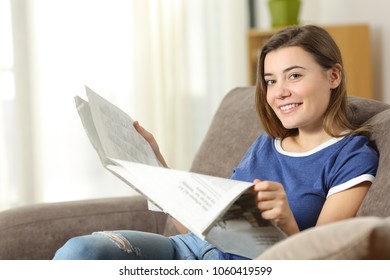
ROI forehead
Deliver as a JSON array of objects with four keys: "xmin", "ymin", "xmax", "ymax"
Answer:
[{"xmin": 264, "ymin": 46, "xmax": 317, "ymax": 72}]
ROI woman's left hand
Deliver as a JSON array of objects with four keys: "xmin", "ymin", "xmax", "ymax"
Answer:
[{"xmin": 253, "ymin": 179, "xmax": 299, "ymax": 235}]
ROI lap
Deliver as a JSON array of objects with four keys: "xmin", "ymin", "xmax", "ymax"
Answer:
[{"xmin": 54, "ymin": 231, "xmax": 245, "ymax": 260}]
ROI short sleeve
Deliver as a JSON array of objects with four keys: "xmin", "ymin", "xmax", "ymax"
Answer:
[{"xmin": 326, "ymin": 135, "xmax": 378, "ymax": 197}]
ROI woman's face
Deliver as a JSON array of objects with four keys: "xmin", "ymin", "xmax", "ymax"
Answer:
[{"xmin": 264, "ymin": 46, "xmax": 340, "ymax": 134}]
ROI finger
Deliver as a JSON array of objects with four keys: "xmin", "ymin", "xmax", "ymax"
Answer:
[
  {"xmin": 260, "ymin": 208, "xmax": 277, "ymax": 221},
  {"xmin": 253, "ymin": 180, "xmax": 277, "ymax": 191},
  {"xmin": 133, "ymin": 120, "xmax": 142, "ymax": 133},
  {"xmin": 133, "ymin": 121, "xmax": 153, "ymax": 141},
  {"xmin": 255, "ymin": 190, "xmax": 275, "ymax": 202},
  {"xmin": 257, "ymin": 200, "xmax": 273, "ymax": 210}
]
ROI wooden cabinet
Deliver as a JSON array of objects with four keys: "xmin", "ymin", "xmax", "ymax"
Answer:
[{"xmin": 248, "ymin": 24, "xmax": 373, "ymax": 99}]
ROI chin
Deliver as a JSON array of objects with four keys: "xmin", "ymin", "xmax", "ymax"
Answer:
[{"xmin": 281, "ymin": 123, "xmax": 297, "ymax": 130}]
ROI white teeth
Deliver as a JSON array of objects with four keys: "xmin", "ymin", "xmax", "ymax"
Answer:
[{"xmin": 280, "ymin": 103, "xmax": 300, "ymax": 111}]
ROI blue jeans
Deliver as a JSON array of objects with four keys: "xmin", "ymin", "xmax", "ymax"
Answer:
[{"xmin": 53, "ymin": 231, "xmax": 249, "ymax": 260}]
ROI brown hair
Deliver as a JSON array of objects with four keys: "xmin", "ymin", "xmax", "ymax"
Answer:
[{"xmin": 256, "ymin": 25, "xmax": 369, "ymax": 139}]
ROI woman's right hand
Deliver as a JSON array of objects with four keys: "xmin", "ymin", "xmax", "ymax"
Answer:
[{"xmin": 133, "ymin": 121, "xmax": 168, "ymax": 168}]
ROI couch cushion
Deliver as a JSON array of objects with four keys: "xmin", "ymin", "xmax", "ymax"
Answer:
[
  {"xmin": 347, "ymin": 96, "xmax": 390, "ymax": 126},
  {"xmin": 358, "ymin": 108, "xmax": 390, "ymax": 217},
  {"xmin": 0, "ymin": 196, "xmax": 168, "ymax": 259},
  {"xmin": 257, "ymin": 216, "xmax": 390, "ymax": 259}
]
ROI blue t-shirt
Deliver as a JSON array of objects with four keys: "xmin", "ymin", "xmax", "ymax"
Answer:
[{"xmin": 230, "ymin": 133, "xmax": 378, "ymax": 231}]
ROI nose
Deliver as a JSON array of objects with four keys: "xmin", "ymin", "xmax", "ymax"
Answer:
[{"xmin": 271, "ymin": 81, "xmax": 291, "ymax": 100}]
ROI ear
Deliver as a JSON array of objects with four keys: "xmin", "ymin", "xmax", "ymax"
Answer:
[{"xmin": 328, "ymin": 64, "xmax": 342, "ymax": 89}]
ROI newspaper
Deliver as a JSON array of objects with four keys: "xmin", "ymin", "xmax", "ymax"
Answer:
[{"xmin": 75, "ymin": 86, "xmax": 286, "ymax": 258}]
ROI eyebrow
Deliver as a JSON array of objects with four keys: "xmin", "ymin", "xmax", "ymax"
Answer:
[{"xmin": 264, "ymin": 65, "xmax": 307, "ymax": 77}]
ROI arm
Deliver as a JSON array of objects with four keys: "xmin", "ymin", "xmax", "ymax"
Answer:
[
  {"xmin": 316, "ymin": 181, "xmax": 370, "ymax": 226},
  {"xmin": 254, "ymin": 179, "xmax": 371, "ymax": 236}
]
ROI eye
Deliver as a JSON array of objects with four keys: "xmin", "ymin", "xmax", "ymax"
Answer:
[
  {"xmin": 289, "ymin": 73, "xmax": 302, "ymax": 80},
  {"xmin": 265, "ymin": 79, "xmax": 276, "ymax": 86}
]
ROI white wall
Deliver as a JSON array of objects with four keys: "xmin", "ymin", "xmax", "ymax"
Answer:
[
  {"xmin": 256, "ymin": 0, "xmax": 390, "ymax": 102},
  {"xmin": 3, "ymin": 0, "xmax": 250, "ymax": 209}
]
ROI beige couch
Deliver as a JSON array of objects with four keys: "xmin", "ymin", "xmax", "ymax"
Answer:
[{"xmin": 1, "ymin": 87, "xmax": 390, "ymax": 259}]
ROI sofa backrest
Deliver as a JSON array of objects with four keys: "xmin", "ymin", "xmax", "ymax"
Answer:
[
  {"xmin": 357, "ymin": 108, "xmax": 390, "ymax": 216},
  {"xmin": 190, "ymin": 86, "xmax": 390, "ymax": 217},
  {"xmin": 190, "ymin": 87, "xmax": 262, "ymax": 179}
]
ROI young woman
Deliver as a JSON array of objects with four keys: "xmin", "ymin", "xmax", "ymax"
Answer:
[{"xmin": 53, "ymin": 25, "xmax": 378, "ymax": 260}]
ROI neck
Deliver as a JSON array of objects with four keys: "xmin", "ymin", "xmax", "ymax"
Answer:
[{"xmin": 282, "ymin": 130, "xmax": 333, "ymax": 153}]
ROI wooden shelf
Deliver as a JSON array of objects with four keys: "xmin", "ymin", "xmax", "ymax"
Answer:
[{"xmin": 248, "ymin": 24, "xmax": 373, "ymax": 99}]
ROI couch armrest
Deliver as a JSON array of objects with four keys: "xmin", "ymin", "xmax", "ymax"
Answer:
[
  {"xmin": 256, "ymin": 216, "xmax": 390, "ymax": 260},
  {"xmin": 0, "ymin": 196, "xmax": 168, "ymax": 260}
]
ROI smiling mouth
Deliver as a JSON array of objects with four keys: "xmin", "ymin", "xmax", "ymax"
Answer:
[{"xmin": 280, "ymin": 103, "xmax": 302, "ymax": 112}]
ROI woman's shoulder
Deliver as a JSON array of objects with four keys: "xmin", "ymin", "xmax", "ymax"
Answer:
[
  {"xmin": 342, "ymin": 133, "xmax": 376, "ymax": 150},
  {"xmin": 336, "ymin": 133, "xmax": 378, "ymax": 161},
  {"xmin": 249, "ymin": 133, "xmax": 273, "ymax": 147}
]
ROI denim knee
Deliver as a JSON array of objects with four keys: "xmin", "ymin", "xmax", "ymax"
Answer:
[{"xmin": 53, "ymin": 235, "xmax": 108, "ymax": 260}]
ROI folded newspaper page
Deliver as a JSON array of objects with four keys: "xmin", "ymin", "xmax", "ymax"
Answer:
[
  {"xmin": 75, "ymin": 88, "xmax": 162, "ymax": 211},
  {"xmin": 74, "ymin": 86, "xmax": 286, "ymax": 258}
]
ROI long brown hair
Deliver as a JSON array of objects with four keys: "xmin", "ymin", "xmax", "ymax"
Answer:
[{"xmin": 256, "ymin": 25, "xmax": 369, "ymax": 139}]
